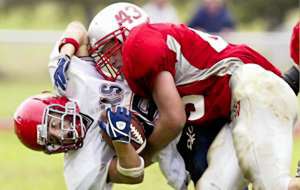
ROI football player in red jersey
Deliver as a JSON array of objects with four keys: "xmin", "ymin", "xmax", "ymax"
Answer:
[{"xmin": 88, "ymin": 2, "xmax": 300, "ymax": 190}]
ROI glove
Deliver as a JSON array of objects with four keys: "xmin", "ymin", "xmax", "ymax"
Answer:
[
  {"xmin": 53, "ymin": 54, "xmax": 71, "ymax": 93},
  {"xmin": 99, "ymin": 106, "xmax": 132, "ymax": 144}
]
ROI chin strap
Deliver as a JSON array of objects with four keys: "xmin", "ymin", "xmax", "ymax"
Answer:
[
  {"xmin": 283, "ymin": 65, "xmax": 299, "ymax": 95},
  {"xmin": 116, "ymin": 156, "xmax": 144, "ymax": 178}
]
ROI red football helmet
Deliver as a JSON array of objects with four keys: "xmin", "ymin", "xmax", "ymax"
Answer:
[
  {"xmin": 14, "ymin": 93, "xmax": 86, "ymax": 154},
  {"xmin": 88, "ymin": 2, "xmax": 149, "ymax": 81}
]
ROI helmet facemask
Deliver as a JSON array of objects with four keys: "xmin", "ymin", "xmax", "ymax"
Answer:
[
  {"xmin": 88, "ymin": 3, "xmax": 150, "ymax": 80},
  {"xmin": 37, "ymin": 102, "xmax": 85, "ymax": 154},
  {"xmin": 89, "ymin": 27, "xmax": 128, "ymax": 81}
]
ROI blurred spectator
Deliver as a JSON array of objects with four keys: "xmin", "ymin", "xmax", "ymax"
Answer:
[
  {"xmin": 143, "ymin": 0, "xmax": 180, "ymax": 23},
  {"xmin": 188, "ymin": 0, "xmax": 235, "ymax": 33}
]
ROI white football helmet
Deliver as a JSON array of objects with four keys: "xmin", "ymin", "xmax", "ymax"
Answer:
[{"xmin": 88, "ymin": 2, "xmax": 149, "ymax": 81}]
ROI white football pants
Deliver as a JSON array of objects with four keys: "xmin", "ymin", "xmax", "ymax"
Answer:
[{"xmin": 197, "ymin": 64, "xmax": 298, "ymax": 190}]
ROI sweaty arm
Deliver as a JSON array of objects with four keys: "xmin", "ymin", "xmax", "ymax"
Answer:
[
  {"xmin": 107, "ymin": 143, "xmax": 144, "ymax": 184},
  {"xmin": 142, "ymin": 71, "xmax": 186, "ymax": 166},
  {"xmin": 49, "ymin": 21, "xmax": 90, "ymax": 94},
  {"xmin": 59, "ymin": 21, "xmax": 89, "ymax": 57}
]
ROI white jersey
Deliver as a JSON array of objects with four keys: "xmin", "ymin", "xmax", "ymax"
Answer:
[
  {"xmin": 48, "ymin": 43, "xmax": 189, "ymax": 190},
  {"xmin": 49, "ymin": 43, "xmax": 129, "ymax": 190}
]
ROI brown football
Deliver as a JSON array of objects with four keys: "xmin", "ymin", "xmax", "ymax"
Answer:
[{"xmin": 100, "ymin": 113, "xmax": 146, "ymax": 154}]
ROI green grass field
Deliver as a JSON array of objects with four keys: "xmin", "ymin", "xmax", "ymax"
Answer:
[{"xmin": 0, "ymin": 130, "xmax": 178, "ymax": 190}]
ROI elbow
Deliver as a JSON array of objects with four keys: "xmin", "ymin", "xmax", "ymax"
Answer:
[
  {"xmin": 164, "ymin": 109, "xmax": 186, "ymax": 133},
  {"xmin": 65, "ymin": 21, "xmax": 88, "ymax": 45},
  {"xmin": 174, "ymin": 111, "xmax": 186, "ymax": 130}
]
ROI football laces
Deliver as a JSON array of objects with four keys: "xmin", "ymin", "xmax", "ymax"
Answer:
[{"xmin": 130, "ymin": 126, "xmax": 143, "ymax": 145}]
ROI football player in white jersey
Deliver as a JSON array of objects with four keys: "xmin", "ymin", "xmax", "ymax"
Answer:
[{"xmin": 14, "ymin": 21, "xmax": 188, "ymax": 190}]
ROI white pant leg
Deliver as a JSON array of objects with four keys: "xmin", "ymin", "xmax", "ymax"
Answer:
[
  {"xmin": 196, "ymin": 125, "xmax": 248, "ymax": 190},
  {"xmin": 230, "ymin": 64, "xmax": 298, "ymax": 190},
  {"xmin": 157, "ymin": 135, "xmax": 190, "ymax": 190}
]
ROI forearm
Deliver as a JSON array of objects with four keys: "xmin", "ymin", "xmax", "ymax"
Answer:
[
  {"xmin": 142, "ymin": 116, "xmax": 184, "ymax": 166},
  {"xmin": 142, "ymin": 71, "xmax": 186, "ymax": 166},
  {"xmin": 108, "ymin": 142, "xmax": 144, "ymax": 184},
  {"xmin": 60, "ymin": 21, "xmax": 89, "ymax": 57},
  {"xmin": 107, "ymin": 157, "xmax": 143, "ymax": 184},
  {"xmin": 113, "ymin": 142, "xmax": 141, "ymax": 168}
]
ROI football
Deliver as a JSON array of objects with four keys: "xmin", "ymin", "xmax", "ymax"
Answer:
[{"xmin": 100, "ymin": 113, "xmax": 147, "ymax": 154}]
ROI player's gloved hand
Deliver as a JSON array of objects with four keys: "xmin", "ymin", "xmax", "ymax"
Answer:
[
  {"xmin": 99, "ymin": 106, "xmax": 131, "ymax": 144},
  {"xmin": 53, "ymin": 54, "xmax": 71, "ymax": 93}
]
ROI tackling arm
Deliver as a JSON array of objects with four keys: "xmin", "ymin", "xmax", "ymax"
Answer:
[{"xmin": 142, "ymin": 71, "xmax": 186, "ymax": 166}]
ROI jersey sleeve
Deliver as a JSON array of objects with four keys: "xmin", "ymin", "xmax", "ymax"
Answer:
[
  {"xmin": 48, "ymin": 40, "xmax": 61, "ymax": 85},
  {"xmin": 122, "ymin": 26, "xmax": 175, "ymax": 97},
  {"xmin": 290, "ymin": 22, "xmax": 299, "ymax": 65}
]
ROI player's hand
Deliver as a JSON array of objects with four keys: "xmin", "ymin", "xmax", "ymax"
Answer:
[
  {"xmin": 53, "ymin": 54, "xmax": 71, "ymax": 93},
  {"xmin": 99, "ymin": 107, "xmax": 131, "ymax": 144}
]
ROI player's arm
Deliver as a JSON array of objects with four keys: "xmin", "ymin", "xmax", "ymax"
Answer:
[
  {"xmin": 59, "ymin": 21, "xmax": 89, "ymax": 57},
  {"xmin": 107, "ymin": 143, "xmax": 144, "ymax": 184},
  {"xmin": 51, "ymin": 21, "xmax": 89, "ymax": 94},
  {"xmin": 100, "ymin": 107, "xmax": 144, "ymax": 184},
  {"xmin": 142, "ymin": 71, "xmax": 186, "ymax": 166}
]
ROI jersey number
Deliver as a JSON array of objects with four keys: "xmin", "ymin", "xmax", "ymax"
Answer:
[
  {"xmin": 190, "ymin": 28, "xmax": 228, "ymax": 52},
  {"xmin": 182, "ymin": 95, "xmax": 205, "ymax": 121},
  {"xmin": 115, "ymin": 6, "xmax": 142, "ymax": 25},
  {"xmin": 99, "ymin": 84, "xmax": 124, "ymax": 106}
]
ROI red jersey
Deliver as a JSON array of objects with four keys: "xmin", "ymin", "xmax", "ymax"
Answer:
[
  {"xmin": 290, "ymin": 22, "xmax": 299, "ymax": 65},
  {"xmin": 121, "ymin": 23, "xmax": 281, "ymax": 126}
]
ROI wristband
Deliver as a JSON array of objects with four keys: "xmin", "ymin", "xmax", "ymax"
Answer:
[
  {"xmin": 116, "ymin": 156, "xmax": 144, "ymax": 178},
  {"xmin": 59, "ymin": 38, "xmax": 80, "ymax": 53}
]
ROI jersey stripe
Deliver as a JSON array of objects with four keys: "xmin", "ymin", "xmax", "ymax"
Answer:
[{"xmin": 166, "ymin": 35, "xmax": 243, "ymax": 86}]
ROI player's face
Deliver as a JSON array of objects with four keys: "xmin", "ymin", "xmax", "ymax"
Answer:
[
  {"xmin": 47, "ymin": 112, "xmax": 77, "ymax": 145},
  {"xmin": 102, "ymin": 39, "xmax": 123, "ymax": 70}
]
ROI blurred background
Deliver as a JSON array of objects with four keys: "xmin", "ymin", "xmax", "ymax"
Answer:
[{"xmin": 0, "ymin": 0, "xmax": 299, "ymax": 189}]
